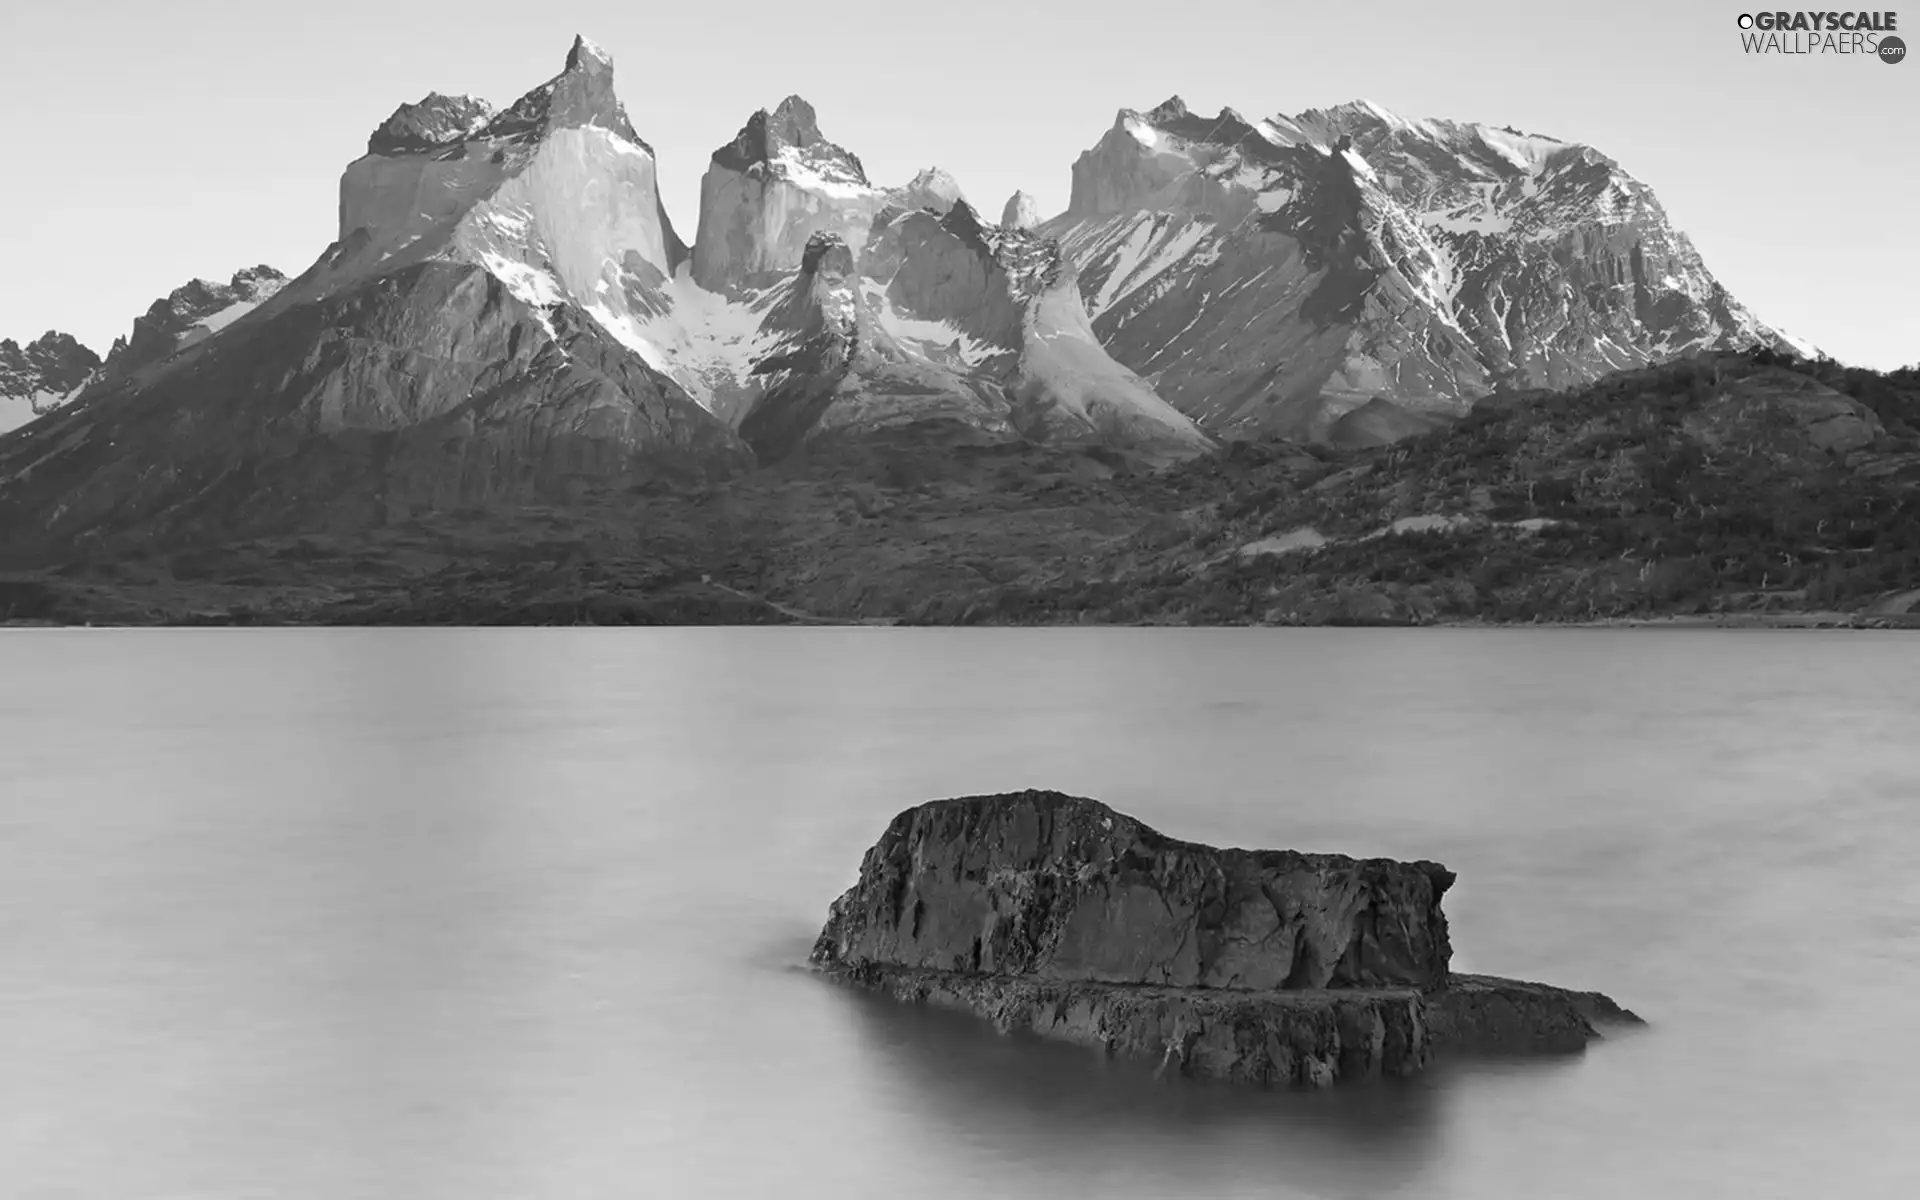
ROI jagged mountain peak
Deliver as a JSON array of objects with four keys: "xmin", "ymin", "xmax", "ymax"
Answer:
[
  {"xmin": 1051, "ymin": 89, "xmax": 1817, "ymax": 441},
  {"xmin": 1001, "ymin": 190, "xmax": 1040, "ymax": 230},
  {"xmin": 693, "ymin": 99, "xmax": 886, "ymax": 289},
  {"xmin": 99, "ymin": 264, "xmax": 291, "ymax": 382},
  {"xmin": 564, "ymin": 33, "xmax": 614, "ymax": 71},
  {"xmin": 467, "ymin": 35, "xmax": 650, "ymax": 152},
  {"xmin": 767, "ymin": 95, "xmax": 825, "ymax": 146},
  {"xmin": 1114, "ymin": 97, "xmax": 1265, "ymax": 146},
  {"xmin": 368, "ymin": 92, "xmax": 496, "ymax": 156},
  {"xmin": 941, "ymin": 197, "xmax": 988, "ymax": 238},
  {"xmin": 1, "ymin": 331, "xmax": 102, "ymax": 434},
  {"xmin": 0, "ymin": 331, "xmax": 99, "ymax": 383},
  {"xmin": 903, "ymin": 165, "xmax": 962, "ymax": 195},
  {"xmin": 713, "ymin": 97, "xmax": 871, "ymax": 190},
  {"xmin": 1145, "ymin": 96, "xmax": 1188, "ymax": 123}
]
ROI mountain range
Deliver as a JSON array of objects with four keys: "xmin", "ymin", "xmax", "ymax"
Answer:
[{"xmin": 0, "ymin": 35, "xmax": 1818, "ymax": 562}]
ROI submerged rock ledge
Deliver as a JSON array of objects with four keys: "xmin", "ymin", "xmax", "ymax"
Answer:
[{"xmin": 809, "ymin": 790, "xmax": 1643, "ymax": 1086}]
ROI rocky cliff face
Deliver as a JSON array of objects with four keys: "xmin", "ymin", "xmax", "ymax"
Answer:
[
  {"xmin": 0, "ymin": 333, "xmax": 100, "ymax": 435},
  {"xmin": 812, "ymin": 790, "xmax": 1643, "ymax": 1087},
  {"xmin": 1048, "ymin": 97, "xmax": 1814, "ymax": 442},
  {"xmin": 735, "ymin": 230, "xmax": 1013, "ymax": 462},
  {"xmin": 726, "ymin": 203, "xmax": 1213, "ymax": 464},
  {"xmin": 0, "ymin": 35, "xmax": 746, "ymax": 553},
  {"xmin": 691, "ymin": 98, "xmax": 894, "ymax": 291}
]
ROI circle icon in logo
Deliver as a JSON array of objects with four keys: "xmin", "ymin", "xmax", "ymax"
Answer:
[
  {"xmin": 1881, "ymin": 35, "xmax": 1907, "ymax": 64},
  {"xmin": 1737, "ymin": 13, "xmax": 1754, "ymax": 29}
]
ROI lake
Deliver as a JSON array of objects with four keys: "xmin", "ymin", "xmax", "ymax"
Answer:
[{"xmin": 2, "ymin": 628, "xmax": 1917, "ymax": 1199}]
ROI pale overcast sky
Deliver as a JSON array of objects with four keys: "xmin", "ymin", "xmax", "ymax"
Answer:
[{"xmin": 0, "ymin": 0, "xmax": 1912, "ymax": 367}]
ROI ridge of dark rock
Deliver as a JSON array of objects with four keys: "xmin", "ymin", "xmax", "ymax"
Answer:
[
  {"xmin": 100, "ymin": 266, "xmax": 290, "ymax": 381},
  {"xmin": 0, "ymin": 332, "xmax": 101, "ymax": 408},
  {"xmin": 1146, "ymin": 96, "xmax": 1189, "ymax": 123},
  {"xmin": 366, "ymin": 92, "xmax": 497, "ymax": 156}
]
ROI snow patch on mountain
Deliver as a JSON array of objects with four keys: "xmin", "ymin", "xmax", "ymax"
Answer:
[
  {"xmin": 1018, "ymin": 280, "xmax": 1216, "ymax": 457},
  {"xmin": 772, "ymin": 144, "xmax": 880, "ymax": 200},
  {"xmin": 859, "ymin": 279, "xmax": 998, "ymax": 368},
  {"xmin": 1476, "ymin": 126, "xmax": 1567, "ymax": 172},
  {"xmin": 1046, "ymin": 93, "xmax": 1818, "ymax": 438}
]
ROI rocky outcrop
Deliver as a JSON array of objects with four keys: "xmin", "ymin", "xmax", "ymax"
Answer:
[
  {"xmin": 1047, "ymin": 97, "xmax": 1814, "ymax": 444},
  {"xmin": 691, "ymin": 97, "xmax": 891, "ymax": 291},
  {"xmin": 814, "ymin": 790, "xmax": 1455, "ymax": 989},
  {"xmin": 1001, "ymin": 190, "xmax": 1040, "ymax": 230},
  {"xmin": 0, "ymin": 332, "xmax": 100, "ymax": 435},
  {"xmin": 891, "ymin": 167, "xmax": 966, "ymax": 215},
  {"xmin": 366, "ymin": 92, "xmax": 495, "ymax": 156},
  {"xmin": 811, "ymin": 790, "xmax": 1642, "ymax": 1086},
  {"xmin": 99, "ymin": 266, "xmax": 288, "ymax": 382}
]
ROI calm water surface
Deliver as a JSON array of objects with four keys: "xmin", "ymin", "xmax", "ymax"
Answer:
[{"xmin": 2, "ymin": 628, "xmax": 1917, "ymax": 1199}]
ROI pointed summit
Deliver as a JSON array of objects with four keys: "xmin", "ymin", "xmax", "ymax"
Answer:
[
  {"xmin": 694, "ymin": 97, "xmax": 886, "ymax": 289},
  {"xmin": 565, "ymin": 34, "xmax": 614, "ymax": 71},
  {"xmin": 712, "ymin": 96, "xmax": 864, "ymax": 181},
  {"xmin": 1001, "ymin": 190, "xmax": 1040, "ymax": 230},
  {"xmin": 474, "ymin": 35, "xmax": 646, "ymax": 149},
  {"xmin": 1146, "ymin": 96, "xmax": 1189, "ymax": 124},
  {"xmin": 767, "ymin": 95, "xmax": 825, "ymax": 147}
]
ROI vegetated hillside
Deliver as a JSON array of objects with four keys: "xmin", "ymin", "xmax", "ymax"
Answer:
[
  {"xmin": 2, "ymin": 351, "xmax": 1915, "ymax": 627},
  {"xmin": 934, "ymin": 350, "xmax": 1920, "ymax": 625}
]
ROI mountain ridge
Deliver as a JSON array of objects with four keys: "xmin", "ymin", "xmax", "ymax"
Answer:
[{"xmin": 0, "ymin": 34, "xmax": 1849, "ymax": 567}]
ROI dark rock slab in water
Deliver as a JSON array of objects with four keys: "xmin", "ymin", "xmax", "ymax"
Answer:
[
  {"xmin": 810, "ymin": 790, "xmax": 1644, "ymax": 1086},
  {"xmin": 1426, "ymin": 973, "xmax": 1644, "ymax": 1055},
  {"xmin": 811, "ymin": 789, "xmax": 1456, "ymax": 990}
]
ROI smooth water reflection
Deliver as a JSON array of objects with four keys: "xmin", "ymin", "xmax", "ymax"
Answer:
[{"xmin": 1, "ymin": 628, "xmax": 1917, "ymax": 1199}]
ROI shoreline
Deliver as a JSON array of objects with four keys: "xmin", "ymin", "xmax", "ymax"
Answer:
[{"xmin": 6, "ymin": 613, "xmax": 1916, "ymax": 631}]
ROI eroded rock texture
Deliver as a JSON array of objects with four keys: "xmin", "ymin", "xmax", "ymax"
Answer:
[
  {"xmin": 811, "ymin": 789, "xmax": 1455, "ymax": 990},
  {"xmin": 812, "ymin": 790, "xmax": 1643, "ymax": 1087}
]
